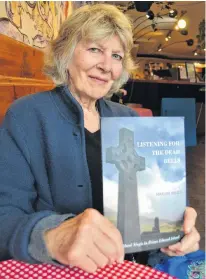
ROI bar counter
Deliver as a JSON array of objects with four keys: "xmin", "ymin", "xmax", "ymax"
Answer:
[{"xmin": 124, "ymin": 79, "xmax": 205, "ymax": 110}]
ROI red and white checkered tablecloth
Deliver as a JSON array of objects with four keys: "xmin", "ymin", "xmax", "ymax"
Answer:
[{"xmin": 0, "ymin": 259, "xmax": 177, "ymax": 279}]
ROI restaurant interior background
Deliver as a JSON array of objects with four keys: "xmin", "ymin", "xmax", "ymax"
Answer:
[{"xmin": 0, "ymin": 1, "xmax": 205, "ymax": 250}]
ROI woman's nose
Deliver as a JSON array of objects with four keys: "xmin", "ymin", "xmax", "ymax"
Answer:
[{"xmin": 96, "ymin": 55, "xmax": 112, "ymax": 73}]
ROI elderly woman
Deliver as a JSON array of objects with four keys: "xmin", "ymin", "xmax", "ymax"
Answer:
[{"xmin": 0, "ymin": 4, "xmax": 200, "ymax": 274}]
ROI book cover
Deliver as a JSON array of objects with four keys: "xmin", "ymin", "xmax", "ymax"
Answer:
[{"xmin": 101, "ymin": 117, "xmax": 186, "ymax": 254}]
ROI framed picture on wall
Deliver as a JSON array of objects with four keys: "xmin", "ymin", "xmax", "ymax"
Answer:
[
  {"xmin": 179, "ymin": 64, "xmax": 187, "ymax": 80},
  {"xmin": 186, "ymin": 63, "xmax": 196, "ymax": 82}
]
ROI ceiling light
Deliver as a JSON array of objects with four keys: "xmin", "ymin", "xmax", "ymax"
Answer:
[
  {"xmin": 165, "ymin": 32, "xmax": 172, "ymax": 42},
  {"xmin": 151, "ymin": 23, "xmax": 157, "ymax": 31},
  {"xmin": 194, "ymin": 52, "xmax": 198, "ymax": 56},
  {"xmin": 175, "ymin": 25, "xmax": 179, "ymax": 30},
  {"xmin": 146, "ymin": 10, "xmax": 154, "ymax": 20},
  {"xmin": 157, "ymin": 44, "xmax": 162, "ymax": 52},
  {"xmin": 181, "ymin": 29, "xmax": 188, "ymax": 36},
  {"xmin": 186, "ymin": 39, "xmax": 194, "ymax": 46},
  {"xmin": 169, "ymin": 9, "xmax": 178, "ymax": 18},
  {"xmin": 177, "ymin": 19, "xmax": 187, "ymax": 29}
]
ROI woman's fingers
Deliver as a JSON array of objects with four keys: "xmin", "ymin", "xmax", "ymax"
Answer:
[
  {"xmin": 161, "ymin": 247, "xmax": 185, "ymax": 257},
  {"xmin": 161, "ymin": 207, "xmax": 200, "ymax": 258},
  {"xmin": 67, "ymin": 249, "xmax": 98, "ymax": 273},
  {"xmin": 92, "ymin": 226, "xmax": 119, "ymax": 264},
  {"xmin": 96, "ymin": 213, "xmax": 124, "ymax": 262},
  {"xmin": 175, "ymin": 227, "xmax": 200, "ymax": 254},
  {"xmin": 161, "ymin": 241, "xmax": 199, "ymax": 257},
  {"xmin": 161, "ymin": 227, "xmax": 200, "ymax": 256},
  {"xmin": 65, "ymin": 234, "xmax": 99, "ymax": 273},
  {"xmin": 166, "ymin": 241, "xmax": 181, "ymax": 251},
  {"xmin": 77, "ymin": 223, "xmax": 110, "ymax": 268},
  {"xmin": 44, "ymin": 208, "xmax": 125, "ymax": 273},
  {"xmin": 169, "ymin": 227, "xmax": 200, "ymax": 252},
  {"xmin": 83, "ymin": 208, "xmax": 124, "ymax": 263},
  {"xmin": 87, "ymin": 244, "xmax": 109, "ymax": 268},
  {"xmin": 77, "ymin": 209, "xmax": 124, "ymax": 265},
  {"xmin": 78, "ymin": 256, "xmax": 98, "ymax": 273},
  {"xmin": 183, "ymin": 207, "xmax": 197, "ymax": 234}
]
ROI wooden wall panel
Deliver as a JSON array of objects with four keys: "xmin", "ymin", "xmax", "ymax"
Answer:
[
  {"xmin": 0, "ymin": 34, "xmax": 54, "ymax": 124},
  {"xmin": 0, "ymin": 34, "xmax": 49, "ymax": 80}
]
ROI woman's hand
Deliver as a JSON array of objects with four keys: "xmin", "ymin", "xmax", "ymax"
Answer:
[
  {"xmin": 161, "ymin": 207, "xmax": 200, "ymax": 256},
  {"xmin": 44, "ymin": 208, "xmax": 124, "ymax": 273}
]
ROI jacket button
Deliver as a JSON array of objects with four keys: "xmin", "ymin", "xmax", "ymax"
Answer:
[{"xmin": 73, "ymin": 131, "xmax": 78, "ymax": 136}]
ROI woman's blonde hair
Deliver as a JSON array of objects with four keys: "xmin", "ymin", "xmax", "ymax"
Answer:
[{"xmin": 44, "ymin": 4, "xmax": 134, "ymax": 95}]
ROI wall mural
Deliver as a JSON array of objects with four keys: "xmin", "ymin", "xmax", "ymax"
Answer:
[{"xmin": 0, "ymin": 1, "xmax": 72, "ymax": 48}]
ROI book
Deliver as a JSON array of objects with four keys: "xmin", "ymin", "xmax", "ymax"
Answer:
[
  {"xmin": 0, "ymin": 259, "xmax": 177, "ymax": 279},
  {"xmin": 101, "ymin": 117, "xmax": 186, "ymax": 254}
]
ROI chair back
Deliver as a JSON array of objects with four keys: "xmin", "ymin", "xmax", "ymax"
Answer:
[
  {"xmin": 0, "ymin": 34, "xmax": 54, "ymax": 124},
  {"xmin": 161, "ymin": 98, "xmax": 197, "ymax": 147},
  {"xmin": 131, "ymin": 107, "xmax": 153, "ymax": 117},
  {"xmin": 126, "ymin": 103, "xmax": 143, "ymax": 108}
]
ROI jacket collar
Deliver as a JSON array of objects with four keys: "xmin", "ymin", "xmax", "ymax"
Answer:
[{"xmin": 50, "ymin": 85, "xmax": 110, "ymax": 125}]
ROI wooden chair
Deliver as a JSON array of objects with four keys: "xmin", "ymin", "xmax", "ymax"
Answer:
[
  {"xmin": 0, "ymin": 34, "xmax": 54, "ymax": 124},
  {"xmin": 126, "ymin": 103, "xmax": 153, "ymax": 116}
]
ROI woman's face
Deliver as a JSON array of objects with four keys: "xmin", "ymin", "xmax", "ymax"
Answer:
[{"xmin": 67, "ymin": 35, "xmax": 124, "ymax": 100}]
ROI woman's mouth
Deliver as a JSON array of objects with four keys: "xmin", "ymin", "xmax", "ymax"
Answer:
[{"xmin": 89, "ymin": 76, "xmax": 108, "ymax": 84}]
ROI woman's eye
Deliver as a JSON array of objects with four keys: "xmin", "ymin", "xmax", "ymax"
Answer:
[
  {"xmin": 112, "ymin": 53, "xmax": 123, "ymax": 61},
  {"xmin": 89, "ymin": 48, "xmax": 101, "ymax": 53}
]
